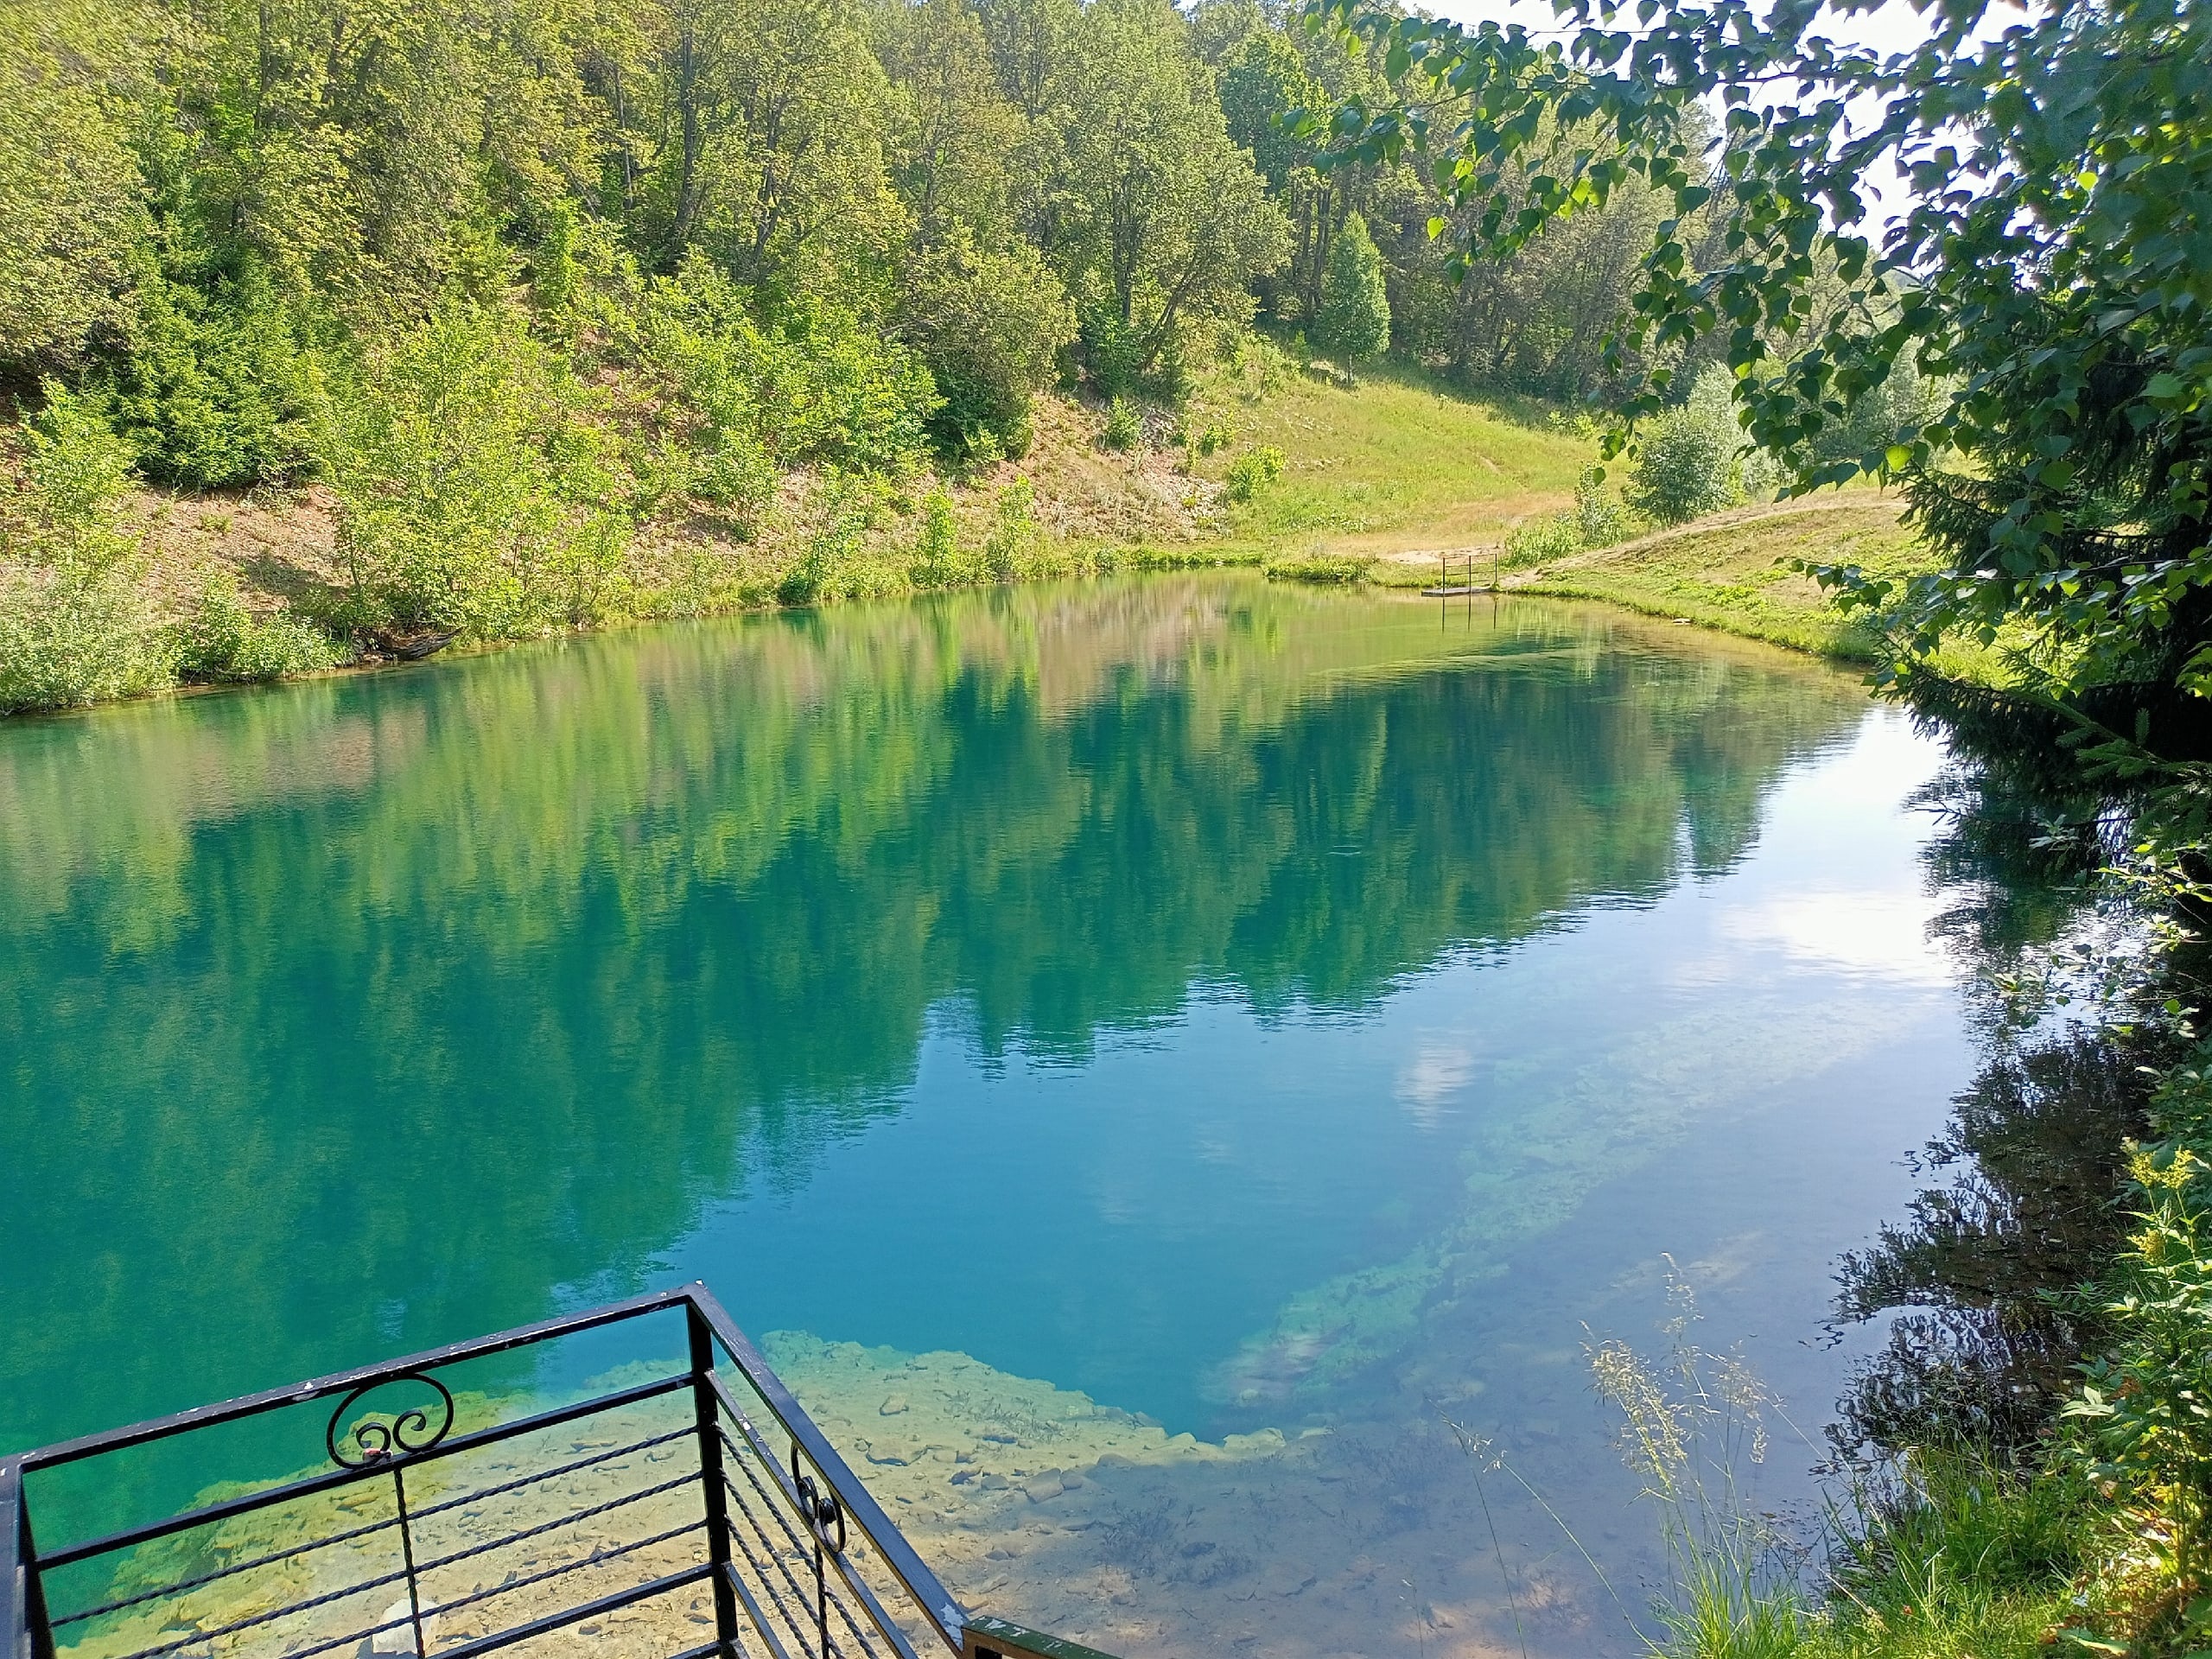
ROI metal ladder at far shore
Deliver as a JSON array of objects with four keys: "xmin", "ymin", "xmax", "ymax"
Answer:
[{"xmin": 1423, "ymin": 549, "xmax": 1499, "ymax": 625}]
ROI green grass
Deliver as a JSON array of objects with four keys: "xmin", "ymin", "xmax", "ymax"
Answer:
[
  {"xmin": 1261, "ymin": 550, "xmax": 1376, "ymax": 583},
  {"xmin": 1185, "ymin": 356, "xmax": 1592, "ymax": 557},
  {"xmin": 1507, "ymin": 497, "xmax": 1931, "ymax": 659},
  {"xmin": 1656, "ymin": 1452, "xmax": 2088, "ymax": 1659}
]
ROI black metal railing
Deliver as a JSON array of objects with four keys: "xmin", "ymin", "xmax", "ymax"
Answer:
[{"xmin": 0, "ymin": 1284, "xmax": 1115, "ymax": 1659}]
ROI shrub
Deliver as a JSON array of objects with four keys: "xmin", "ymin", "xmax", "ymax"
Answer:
[
  {"xmin": 319, "ymin": 303, "xmax": 632, "ymax": 640},
  {"xmin": 906, "ymin": 488, "xmax": 968, "ymax": 588},
  {"xmin": 1194, "ymin": 422, "xmax": 1233, "ymax": 458},
  {"xmin": 1101, "ymin": 397, "xmax": 1143, "ymax": 452},
  {"xmin": 177, "ymin": 575, "xmax": 340, "ymax": 683},
  {"xmin": 2065, "ymin": 1140, "xmax": 2212, "ymax": 1624},
  {"xmin": 1503, "ymin": 512, "xmax": 1582, "ymax": 568},
  {"xmin": 899, "ymin": 226, "xmax": 1074, "ymax": 461},
  {"xmin": 1627, "ymin": 366, "xmax": 1749, "ymax": 526},
  {"xmin": 1224, "ymin": 334, "xmax": 1292, "ymax": 403},
  {"xmin": 0, "ymin": 384, "xmax": 174, "ymax": 714},
  {"xmin": 1224, "ymin": 444, "xmax": 1285, "ymax": 502},
  {"xmin": 1574, "ymin": 467, "xmax": 1634, "ymax": 547},
  {"xmin": 108, "ymin": 252, "xmax": 318, "ymax": 491},
  {"xmin": 1262, "ymin": 551, "xmax": 1372, "ymax": 584},
  {"xmin": 639, "ymin": 260, "xmax": 938, "ymax": 514},
  {"xmin": 1079, "ymin": 302, "xmax": 1147, "ymax": 401},
  {"xmin": 0, "ymin": 562, "xmax": 174, "ymax": 713},
  {"xmin": 778, "ymin": 476, "xmax": 901, "ymax": 606},
  {"xmin": 983, "ymin": 478, "xmax": 1040, "ymax": 579},
  {"xmin": 528, "ymin": 201, "xmax": 595, "ymax": 326},
  {"xmin": 12, "ymin": 381, "xmax": 138, "ymax": 561},
  {"xmin": 768, "ymin": 301, "xmax": 941, "ymax": 475},
  {"xmin": 1737, "ymin": 444, "xmax": 1783, "ymax": 505}
]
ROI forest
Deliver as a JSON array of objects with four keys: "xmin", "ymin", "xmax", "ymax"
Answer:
[{"xmin": 0, "ymin": 0, "xmax": 1721, "ymax": 715}]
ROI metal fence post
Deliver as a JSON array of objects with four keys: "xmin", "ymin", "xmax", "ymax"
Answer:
[
  {"xmin": 1, "ymin": 1460, "xmax": 52, "ymax": 1659},
  {"xmin": 1, "ymin": 1460, "xmax": 24, "ymax": 1659},
  {"xmin": 390, "ymin": 1464, "xmax": 428, "ymax": 1659},
  {"xmin": 688, "ymin": 1300, "xmax": 742, "ymax": 1656}
]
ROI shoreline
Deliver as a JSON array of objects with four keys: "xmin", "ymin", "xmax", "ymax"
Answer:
[{"xmin": 1, "ymin": 530, "xmax": 1891, "ymax": 728}]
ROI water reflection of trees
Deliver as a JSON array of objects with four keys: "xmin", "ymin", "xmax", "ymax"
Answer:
[
  {"xmin": 1828, "ymin": 742, "xmax": 2162, "ymax": 1462},
  {"xmin": 0, "ymin": 578, "xmax": 1865, "ymax": 1462},
  {"xmin": 1831, "ymin": 1030, "xmax": 2156, "ymax": 1459}
]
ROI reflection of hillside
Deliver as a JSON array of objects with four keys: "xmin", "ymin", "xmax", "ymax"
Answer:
[{"xmin": 0, "ymin": 577, "xmax": 1863, "ymax": 1465}]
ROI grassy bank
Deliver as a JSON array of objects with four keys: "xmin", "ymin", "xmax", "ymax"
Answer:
[
  {"xmin": 10, "ymin": 330, "xmax": 1978, "ymax": 720},
  {"xmin": 1624, "ymin": 1089, "xmax": 2212, "ymax": 1659},
  {"xmin": 1502, "ymin": 496, "xmax": 1923, "ymax": 659},
  {"xmin": 1181, "ymin": 355, "xmax": 1586, "ymax": 557},
  {"xmin": 2, "ymin": 353, "xmax": 1599, "ymax": 716}
]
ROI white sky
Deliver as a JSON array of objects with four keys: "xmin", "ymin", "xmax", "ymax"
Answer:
[{"xmin": 1421, "ymin": 0, "xmax": 1944, "ymax": 54}]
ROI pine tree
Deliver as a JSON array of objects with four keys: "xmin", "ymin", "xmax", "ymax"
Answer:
[{"xmin": 1313, "ymin": 213, "xmax": 1390, "ymax": 382}]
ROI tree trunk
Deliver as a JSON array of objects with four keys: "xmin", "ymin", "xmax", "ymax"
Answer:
[{"xmin": 669, "ymin": 20, "xmax": 703, "ymax": 257}]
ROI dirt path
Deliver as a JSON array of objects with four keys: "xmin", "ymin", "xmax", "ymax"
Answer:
[{"xmin": 1373, "ymin": 492, "xmax": 1904, "ymax": 585}]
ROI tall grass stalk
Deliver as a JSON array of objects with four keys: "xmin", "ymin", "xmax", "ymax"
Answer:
[
  {"xmin": 1445, "ymin": 1421, "xmax": 1648, "ymax": 1651},
  {"xmin": 1568, "ymin": 1269, "xmax": 2089, "ymax": 1658},
  {"xmin": 1586, "ymin": 1268, "xmax": 1816, "ymax": 1657}
]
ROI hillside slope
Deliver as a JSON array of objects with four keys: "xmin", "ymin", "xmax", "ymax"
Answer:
[
  {"xmin": 128, "ymin": 365, "xmax": 1597, "ymax": 633},
  {"xmin": 1501, "ymin": 496, "xmax": 1924, "ymax": 659},
  {"xmin": 1182, "ymin": 361, "xmax": 1588, "ymax": 557}
]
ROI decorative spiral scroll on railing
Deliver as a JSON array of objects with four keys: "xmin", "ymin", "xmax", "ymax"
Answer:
[
  {"xmin": 324, "ymin": 1372, "xmax": 456, "ymax": 1469},
  {"xmin": 791, "ymin": 1445, "xmax": 846, "ymax": 1554},
  {"xmin": 791, "ymin": 1444, "xmax": 849, "ymax": 1657}
]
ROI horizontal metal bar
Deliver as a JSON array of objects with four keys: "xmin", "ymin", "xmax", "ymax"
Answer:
[
  {"xmin": 105, "ymin": 1558, "xmax": 409, "ymax": 1659},
  {"xmin": 687, "ymin": 1285, "xmax": 964, "ymax": 1652},
  {"xmin": 50, "ymin": 1413, "xmax": 690, "ymax": 1626},
  {"xmin": 411, "ymin": 1423, "xmax": 695, "ymax": 1526},
  {"xmin": 51, "ymin": 1509, "xmax": 401, "ymax": 1627},
  {"xmin": 423, "ymin": 1518, "xmax": 706, "ymax": 1628},
  {"xmin": 415, "ymin": 1469, "xmax": 700, "ymax": 1580},
  {"xmin": 39, "ymin": 1372, "xmax": 691, "ymax": 1569},
  {"xmin": 20, "ymin": 1288, "xmax": 691, "ymax": 1472},
  {"xmin": 431, "ymin": 1561, "xmax": 715, "ymax": 1659},
  {"xmin": 39, "ymin": 1468, "xmax": 365, "ymax": 1583},
  {"xmin": 41, "ymin": 1462, "xmax": 366, "ymax": 1576},
  {"xmin": 196, "ymin": 1519, "xmax": 709, "ymax": 1659}
]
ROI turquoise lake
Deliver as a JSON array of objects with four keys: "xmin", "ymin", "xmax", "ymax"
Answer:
[{"xmin": 0, "ymin": 575, "xmax": 1984, "ymax": 1654}]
